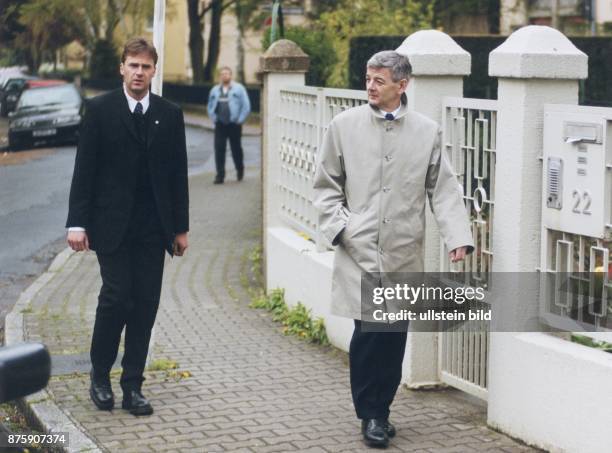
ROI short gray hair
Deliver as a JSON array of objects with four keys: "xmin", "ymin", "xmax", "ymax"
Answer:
[{"xmin": 366, "ymin": 51, "xmax": 412, "ymax": 82}]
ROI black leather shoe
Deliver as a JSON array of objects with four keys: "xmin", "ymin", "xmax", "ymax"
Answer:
[
  {"xmin": 237, "ymin": 167, "xmax": 244, "ymax": 181},
  {"xmin": 122, "ymin": 390, "xmax": 153, "ymax": 416},
  {"xmin": 384, "ymin": 420, "xmax": 396, "ymax": 438},
  {"xmin": 89, "ymin": 371, "xmax": 114, "ymax": 411},
  {"xmin": 361, "ymin": 418, "xmax": 389, "ymax": 448},
  {"xmin": 213, "ymin": 176, "xmax": 224, "ymax": 184}
]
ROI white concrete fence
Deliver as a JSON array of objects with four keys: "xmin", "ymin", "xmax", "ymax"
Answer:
[{"xmin": 259, "ymin": 26, "xmax": 612, "ymax": 453}]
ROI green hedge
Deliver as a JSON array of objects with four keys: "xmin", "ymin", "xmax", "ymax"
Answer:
[{"xmin": 349, "ymin": 35, "xmax": 612, "ymax": 106}]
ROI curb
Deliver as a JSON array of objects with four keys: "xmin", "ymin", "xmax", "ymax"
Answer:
[
  {"xmin": 5, "ymin": 247, "xmax": 103, "ymax": 453},
  {"xmin": 183, "ymin": 115, "xmax": 261, "ymax": 137}
]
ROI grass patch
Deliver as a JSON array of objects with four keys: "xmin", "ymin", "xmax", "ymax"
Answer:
[
  {"xmin": 147, "ymin": 359, "xmax": 192, "ymax": 381},
  {"xmin": 248, "ymin": 244, "xmax": 263, "ymax": 287},
  {"xmin": 0, "ymin": 402, "xmax": 47, "ymax": 452},
  {"xmin": 250, "ymin": 288, "xmax": 330, "ymax": 346},
  {"xmin": 243, "ymin": 244, "xmax": 330, "ymax": 346},
  {"xmin": 147, "ymin": 359, "xmax": 178, "ymax": 371},
  {"xmin": 571, "ymin": 334, "xmax": 612, "ymax": 353}
]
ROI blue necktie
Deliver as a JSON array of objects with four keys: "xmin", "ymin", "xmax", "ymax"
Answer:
[{"xmin": 385, "ymin": 113, "xmax": 394, "ymax": 121}]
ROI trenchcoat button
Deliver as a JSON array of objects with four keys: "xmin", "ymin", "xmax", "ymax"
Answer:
[
  {"xmin": 383, "ymin": 187, "xmax": 390, "ymax": 193},
  {"xmin": 385, "ymin": 155, "xmax": 392, "ymax": 161},
  {"xmin": 378, "ymin": 247, "xmax": 384, "ymax": 255},
  {"xmin": 383, "ymin": 218, "xmax": 391, "ymax": 224}
]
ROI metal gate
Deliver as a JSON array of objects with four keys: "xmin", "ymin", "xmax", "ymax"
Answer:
[{"xmin": 439, "ymin": 97, "xmax": 498, "ymax": 400}]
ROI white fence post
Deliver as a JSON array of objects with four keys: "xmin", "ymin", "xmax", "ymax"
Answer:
[
  {"xmin": 259, "ymin": 40, "xmax": 309, "ymax": 291},
  {"xmin": 486, "ymin": 25, "xmax": 588, "ymax": 446},
  {"xmin": 395, "ymin": 30, "xmax": 471, "ymax": 387}
]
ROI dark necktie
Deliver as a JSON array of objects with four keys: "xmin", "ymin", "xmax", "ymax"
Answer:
[
  {"xmin": 134, "ymin": 101, "xmax": 145, "ymax": 142},
  {"xmin": 385, "ymin": 113, "xmax": 394, "ymax": 121}
]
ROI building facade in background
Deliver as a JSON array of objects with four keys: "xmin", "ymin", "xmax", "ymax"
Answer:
[{"xmin": 501, "ymin": 0, "xmax": 612, "ymax": 34}]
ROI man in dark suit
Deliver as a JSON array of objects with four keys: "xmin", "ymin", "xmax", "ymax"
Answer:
[{"xmin": 66, "ymin": 38, "xmax": 189, "ymax": 416}]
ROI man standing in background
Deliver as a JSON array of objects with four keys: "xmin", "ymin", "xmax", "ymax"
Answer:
[
  {"xmin": 207, "ymin": 66, "xmax": 251, "ymax": 184},
  {"xmin": 66, "ymin": 38, "xmax": 189, "ymax": 417}
]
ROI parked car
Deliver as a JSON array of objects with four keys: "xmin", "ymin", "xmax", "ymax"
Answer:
[
  {"xmin": 8, "ymin": 83, "xmax": 84, "ymax": 150},
  {"xmin": 0, "ymin": 67, "xmax": 27, "ymax": 90},
  {"xmin": 0, "ymin": 76, "xmax": 38, "ymax": 116},
  {"xmin": 24, "ymin": 79, "xmax": 66, "ymax": 89}
]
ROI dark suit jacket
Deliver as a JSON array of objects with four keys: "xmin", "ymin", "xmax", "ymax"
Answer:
[{"xmin": 66, "ymin": 88, "xmax": 189, "ymax": 255}]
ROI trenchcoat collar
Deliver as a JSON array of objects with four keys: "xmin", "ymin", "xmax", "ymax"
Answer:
[{"xmin": 368, "ymin": 92, "xmax": 409, "ymax": 120}]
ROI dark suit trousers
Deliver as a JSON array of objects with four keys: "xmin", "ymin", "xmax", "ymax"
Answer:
[
  {"xmin": 90, "ymin": 205, "xmax": 165, "ymax": 391},
  {"xmin": 214, "ymin": 122, "xmax": 244, "ymax": 179},
  {"xmin": 349, "ymin": 320, "xmax": 409, "ymax": 420}
]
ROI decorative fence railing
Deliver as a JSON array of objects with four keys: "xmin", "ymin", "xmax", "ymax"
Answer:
[
  {"xmin": 277, "ymin": 86, "xmax": 367, "ymax": 246},
  {"xmin": 439, "ymin": 97, "xmax": 499, "ymax": 400}
]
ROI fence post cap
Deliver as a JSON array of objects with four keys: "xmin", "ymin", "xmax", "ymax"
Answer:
[
  {"xmin": 396, "ymin": 30, "xmax": 471, "ymax": 76},
  {"xmin": 259, "ymin": 39, "xmax": 310, "ymax": 74},
  {"xmin": 489, "ymin": 25, "xmax": 587, "ymax": 79}
]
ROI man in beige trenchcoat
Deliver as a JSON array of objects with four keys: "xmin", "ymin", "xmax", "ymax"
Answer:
[{"xmin": 313, "ymin": 50, "xmax": 474, "ymax": 448}]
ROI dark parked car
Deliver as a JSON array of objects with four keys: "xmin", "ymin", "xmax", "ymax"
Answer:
[
  {"xmin": 0, "ymin": 76, "xmax": 37, "ymax": 116},
  {"xmin": 8, "ymin": 83, "xmax": 84, "ymax": 150}
]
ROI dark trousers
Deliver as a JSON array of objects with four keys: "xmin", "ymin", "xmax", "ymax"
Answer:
[
  {"xmin": 349, "ymin": 320, "xmax": 409, "ymax": 420},
  {"xmin": 214, "ymin": 122, "xmax": 244, "ymax": 179},
  {"xmin": 90, "ymin": 205, "xmax": 165, "ymax": 391}
]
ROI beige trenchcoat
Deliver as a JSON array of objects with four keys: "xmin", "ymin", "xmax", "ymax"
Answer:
[{"xmin": 312, "ymin": 99, "xmax": 474, "ymax": 320}]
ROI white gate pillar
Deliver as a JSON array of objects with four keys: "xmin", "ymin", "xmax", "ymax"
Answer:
[
  {"xmin": 396, "ymin": 31, "xmax": 471, "ymax": 387},
  {"xmin": 487, "ymin": 25, "xmax": 587, "ymax": 442},
  {"xmin": 259, "ymin": 40, "xmax": 309, "ymax": 290}
]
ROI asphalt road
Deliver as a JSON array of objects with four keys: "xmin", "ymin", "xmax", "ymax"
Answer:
[{"xmin": 0, "ymin": 117, "xmax": 260, "ymax": 338}]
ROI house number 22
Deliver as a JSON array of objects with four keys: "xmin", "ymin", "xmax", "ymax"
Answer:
[{"xmin": 572, "ymin": 189, "xmax": 592, "ymax": 215}]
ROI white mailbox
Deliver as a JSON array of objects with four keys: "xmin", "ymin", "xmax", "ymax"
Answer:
[{"xmin": 542, "ymin": 105, "xmax": 612, "ymax": 240}]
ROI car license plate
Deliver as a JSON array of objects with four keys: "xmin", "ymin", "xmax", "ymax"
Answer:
[{"xmin": 33, "ymin": 128, "xmax": 57, "ymax": 137}]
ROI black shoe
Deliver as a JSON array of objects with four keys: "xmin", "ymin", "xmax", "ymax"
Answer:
[
  {"xmin": 213, "ymin": 176, "xmax": 224, "ymax": 184},
  {"xmin": 361, "ymin": 418, "xmax": 389, "ymax": 448},
  {"xmin": 384, "ymin": 419, "xmax": 396, "ymax": 438},
  {"xmin": 89, "ymin": 371, "xmax": 114, "ymax": 411},
  {"xmin": 237, "ymin": 167, "xmax": 244, "ymax": 181},
  {"xmin": 122, "ymin": 390, "xmax": 153, "ymax": 416}
]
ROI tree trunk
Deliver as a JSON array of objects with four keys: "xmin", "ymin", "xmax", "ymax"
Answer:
[
  {"xmin": 235, "ymin": 0, "xmax": 245, "ymax": 83},
  {"xmin": 187, "ymin": 0, "xmax": 205, "ymax": 83},
  {"xmin": 105, "ymin": 0, "xmax": 120, "ymax": 41},
  {"xmin": 203, "ymin": 0, "xmax": 222, "ymax": 83}
]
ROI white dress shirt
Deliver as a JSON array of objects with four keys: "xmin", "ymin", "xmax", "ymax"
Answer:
[
  {"xmin": 380, "ymin": 104, "xmax": 401, "ymax": 118},
  {"xmin": 123, "ymin": 84, "xmax": 150, "ymax": 114},
  {"xmin": 68, "ymin": 86, "xmax": 150, "ymax": 233}
]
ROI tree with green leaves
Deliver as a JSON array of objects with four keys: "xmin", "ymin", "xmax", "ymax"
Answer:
[
  {"xmin": 89, "ymin": 39, "xmax": 120, "ymax": 80},
  {"xmin": 80, "ymin": 0, "xmax": 154, "ymax": 56},
  {"xmin": 0, "ymin": 0, "xmax": 27, "ymax": 66},
  {"xmin": 15, "ymin": 0, "xmax": 84, "ymax": 73},
  {"xmin": 5, "ymin": 0, "xmax": 156, "ymax": 75},
  {"xmin": 262, "ymin": 25, "xmax": 337, "ymax": 87},
  {"xmin": 315, "ymin": 0, "xmax": 434, "ymax": 87}
]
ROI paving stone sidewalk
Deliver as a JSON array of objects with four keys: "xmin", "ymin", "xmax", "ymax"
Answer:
[{"xmin": 14, "ymin": 169, "xmax": 541, "ymax": 453}]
